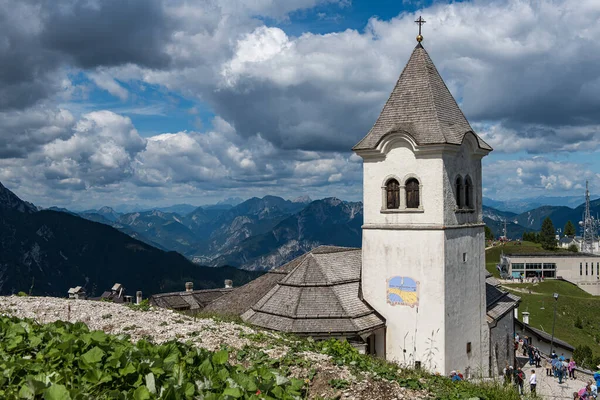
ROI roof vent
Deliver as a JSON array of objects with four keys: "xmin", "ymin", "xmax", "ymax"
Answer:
[{"xmin": 185, "ymin": 282, "xmax": 193, "ymax": 292}]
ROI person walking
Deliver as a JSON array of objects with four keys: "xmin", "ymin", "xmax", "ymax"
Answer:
[
  {"xmin": 594, "ymin": 365, "xmax": 600, "ymax": 389},
  {"xmin": 535, "ymin": 349, "xmax": 541, "ymax": 368},
  {"xmin": 545, "ymin": 358, "xmax": 552, "ymax": 376},
  {"xmin": 530, "ymin": 369, "xmax": 537, "ymax": 396},
  {"xmin": 569, "ymin": 359, "xmax": 577, "ymax": 380},
  {"xmin": 516, "ymin": 368, "xmax": 525, "ymax": 395}
]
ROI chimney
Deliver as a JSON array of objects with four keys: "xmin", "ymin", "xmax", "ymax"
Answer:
[
  {"xmin": 522, "ymin": 311, "xmax": 530, "ymax": 325},
  {"xmin": 136, "ymin": 291, "xmax": 142, "ymax": 305},
  {"xmin": 185, "ymin": 282, "xmax": 193, "ymax": 292},
  {"xmin": 224, "ymin": 279, "xmax": 233, "ymax": 289}
]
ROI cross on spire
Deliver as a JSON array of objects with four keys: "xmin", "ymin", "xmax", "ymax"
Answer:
[{"xmin": 415, "ymin": 16, "xmax": 426, "ymax": 43}]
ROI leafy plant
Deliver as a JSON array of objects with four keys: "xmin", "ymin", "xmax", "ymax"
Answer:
[{"xmin": 0, "ymin": 315, "xmax": 307, "ymax": 399}]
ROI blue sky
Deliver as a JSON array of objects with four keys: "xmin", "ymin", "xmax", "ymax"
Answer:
[{"xmin": 0, "ymin": 0, "xmax": 599, "ymax": 209}]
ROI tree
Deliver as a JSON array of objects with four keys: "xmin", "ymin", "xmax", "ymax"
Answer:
[
  {"xmin": 564, "ymin": 220, "xmax": 576, "ymax": 237},
  {"xmin": 540, "ymin": 217, "xmax": 557, "ymax": 250},
  {"xmin": 573, "ymin": 345, "xmax": 594, "ymax": 369},
  {"xmin": 485, "ymin": 225, "xmax": 494, "ymax": 241},
  {"xmin": 568, "ymin": 244, "xmax": 579, "ymax": 253}
]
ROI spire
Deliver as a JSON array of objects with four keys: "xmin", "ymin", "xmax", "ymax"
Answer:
[{"xmin": 353, "ymin": 38, "xmax": 491, "ymax": 152}]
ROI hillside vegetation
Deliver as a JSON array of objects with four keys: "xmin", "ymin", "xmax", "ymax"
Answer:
[
  {"xmin": 485, "ymin": 243, "xmax": 600, "ymax": 360},
  {"xmin": 0, "ymin": 296, "xmax": 530, "ymax": 400}
]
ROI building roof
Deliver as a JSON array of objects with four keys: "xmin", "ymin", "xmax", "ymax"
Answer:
[
  {"xmin": 202, "ymin": 251, "xmax": 310, "ymax": 315},
  {"xmin": 485, "ymin": 283, "xmax": 520, "ymax": 324},
  {"xmin": 514, "ymin": 319, "xmax": 575, "ymax": 352},
  {"xmin": 485, "ymin": 272, "xmax": 501, "ymax": 287},
  {"xmin": 507, "ymin": 253, "xmax": 600, "ymax": 258},
  {"xmin": 68, "ymin": 286, "xmax": 84, "ymax": 294},
  {"xmin": 241, "ymin": 246, "xmax": 385, "ymax": 336},
  {"xmin": 353, "ymin": 43, "xmax": 491, "ymax": 152},
  {"xmin": 150, "ymin": 288, "xmax": 233, "ymax": 311}
]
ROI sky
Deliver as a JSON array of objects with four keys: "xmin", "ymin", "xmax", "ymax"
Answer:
[{"xmin": 1, "ymin": 0, "xmax": 600, "ymax": 209}]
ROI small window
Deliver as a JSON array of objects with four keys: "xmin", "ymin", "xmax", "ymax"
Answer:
[
  {"xmin": 466, "ymin": 342, "xmax": 472, "ymax": 353},
  {"xmin": 455, "ymin": 176, "xmax": 463, "ymax": 208},
  {"xmin": 581, "ymin": 263, "xmax": 583, "ymax": 276},
  {"xmin": 406, "ymin": 178, "xmax": 420, "ymax": 209},
  {"xmin": 462, "ymin": 253, "xmax": 467, "ymax": 263},
  {"xmin": 586, "ymin": 262, "xmax": 588, "ymax": 276},
  {"xmin": 385, "ymin": 179, "xmax": 400, "ymax": 209},
  {"xmin": 597, "ymin": 263, "xmax": 599, "ymax": 276},
  {"xmin": 465, "ymin": 176, "xmax": 473, "ymax": 209}
]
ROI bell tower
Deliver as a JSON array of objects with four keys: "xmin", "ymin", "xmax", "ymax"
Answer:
[{"xmin": 353, "ymin": 19, "xmax": 492, "ymax": 376}]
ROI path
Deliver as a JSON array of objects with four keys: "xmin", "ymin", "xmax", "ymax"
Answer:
[{"xmin": 519, "ymin": 363, "xmax": 590, "ymax": 399}]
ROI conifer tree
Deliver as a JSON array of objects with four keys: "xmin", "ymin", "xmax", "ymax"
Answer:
[
  {"xmin": 540, "ymin": 217, "xmax": 557, "ymax": 250},
  {"xmin": 484, "ymin": 225, "xmax": 494, "ymax": 240},
  {"xmin": 564, "ymin": 220, "xmax": 576, "ymax": 237}
]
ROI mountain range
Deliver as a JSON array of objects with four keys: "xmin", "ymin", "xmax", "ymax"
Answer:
[
  {"xmin": 63, "ymin": 194, "xmax": 598, "ymax": 272},
  {"xmin": 0, "ymin": 182, "xmax": 261, "ymax": 297}
]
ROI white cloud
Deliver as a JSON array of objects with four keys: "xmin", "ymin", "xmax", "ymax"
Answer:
[
  {"xmin": 483, "ymin": 158, "xmax": 600, "ymax": 200},
  {"xmin": 88, "ymin": 71, "xmax": 129, "ymax": 100}
]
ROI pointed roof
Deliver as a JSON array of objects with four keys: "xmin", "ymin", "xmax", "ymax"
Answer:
[
  {"xmin": 241, "ymin": 246, "xmax": 385, "ymax": 336},
  {"xmin": 353, "ymin": 43, "xmax": 491, "ymax": 151}
]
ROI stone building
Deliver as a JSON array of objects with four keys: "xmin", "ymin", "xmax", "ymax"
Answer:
[{"xmin": 202, "ymin": 28, "xmax": 520, "ymax": 377}]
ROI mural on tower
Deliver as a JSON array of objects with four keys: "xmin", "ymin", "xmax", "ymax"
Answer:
[{"xmin": 386, "ymin": 276, "xmax": 419, "ymax": 308}]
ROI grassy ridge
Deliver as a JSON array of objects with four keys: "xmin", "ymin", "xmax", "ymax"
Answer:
[{"xmin": 485, "ymin": 242, "xmax": 600, "ymax": 355}]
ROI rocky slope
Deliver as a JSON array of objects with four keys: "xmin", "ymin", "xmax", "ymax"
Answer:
[{"xmin": 0, "ymin": 296, "xmax": 428, "ymax": 400}]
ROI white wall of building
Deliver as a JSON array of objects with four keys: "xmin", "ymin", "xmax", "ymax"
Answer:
[
  {"xmin": 444, "ymin": 226, "xmax": 487, "ymax": 377},
  {"xmin": 359, "ymin": 134, "xmax": 489, "ymax": 376},
  {"xmin": 508, "ymin": 254, "xmax": 600, "ymax": 295}
]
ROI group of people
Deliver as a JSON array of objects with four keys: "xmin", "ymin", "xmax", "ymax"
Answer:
[
  {"xmin": 545, "ymin": 350, "xmax": 577, "ymax": 384},
  {"xmin": 502, "ymin": 365, "xmax": 537, "ymax": 395}
]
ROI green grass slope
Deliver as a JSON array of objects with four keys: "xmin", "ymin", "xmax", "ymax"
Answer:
[{"xmin": 485, "ymin": 243, "xmax": 600, "ymax": 357}]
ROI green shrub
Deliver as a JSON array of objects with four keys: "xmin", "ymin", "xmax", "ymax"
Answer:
[{"xmin": 0, "ymin": 315, "xmax": 306, "ymax": 399}]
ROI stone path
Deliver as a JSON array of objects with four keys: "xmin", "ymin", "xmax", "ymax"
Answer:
[{"xmin": 519, "ymin": 363, "xmax": 590, "ymax": 399}]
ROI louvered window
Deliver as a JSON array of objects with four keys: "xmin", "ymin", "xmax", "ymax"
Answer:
[
  {"xmin": 406, "ymin": 178, "xmax": 420, "ymax": 209},
  {"xmin": 386, "ymin": 179, "xmax": 400, "ymax": 209},
  {"xmin": 465, "ymin": 176, "xmax": 473, "ymax": 209},
  {"xmin": 455, "ymin": 177, "xmax": 463, "ymax": 208}
]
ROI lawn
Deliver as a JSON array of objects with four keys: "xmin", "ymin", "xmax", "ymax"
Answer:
[
  {"xmin": 485, "ymin": 243, "xmax": 600, "ymax": 356},
  {"xmin": 503, "ymin": 280, "xmax": 600, "ymax": 355}
]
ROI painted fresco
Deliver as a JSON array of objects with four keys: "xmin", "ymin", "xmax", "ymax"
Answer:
[{"xmin": 387, "ymin": 276, "xmax": 419, "ymax": 307}]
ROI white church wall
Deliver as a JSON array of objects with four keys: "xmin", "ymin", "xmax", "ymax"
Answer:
[
  {"xmin": 362, "ymin": 143, "xmax": 445, "ymax": 227},
  {"xmin": 441, "ymin": 141, "xmax": 483, "ymax": 227},
  {"xmin": 444, "ymin": 227, "xmax": 487, "ymax": 377},
  {"xmin": 361, "ymin": 228, "xmax": 447, "ymax": 372}
]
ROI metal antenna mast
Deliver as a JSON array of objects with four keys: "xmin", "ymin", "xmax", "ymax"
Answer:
[{"xmin": 580, "ymin": 181, "xmax": 599, "ymax": 253}]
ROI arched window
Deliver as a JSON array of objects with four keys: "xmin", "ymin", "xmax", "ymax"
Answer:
[
  {"xmin": 455, "ymin": 176, "xmax": 463, "ymax": 208},
  {"xmin": 406, "ymin": 178, "xmax": 420, "ymax": 209},
  {"xmin": 386, "ymin": 179, "xmax": 400, "ymax": 209},
  {"xmin": 465, "ymin": 176, "xmax": 473, "ymax": 209}
]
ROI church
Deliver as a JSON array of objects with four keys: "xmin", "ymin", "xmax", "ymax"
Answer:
[{"xmin": 174, "ymin": 19, "xmax": 519, "ymax": 378}]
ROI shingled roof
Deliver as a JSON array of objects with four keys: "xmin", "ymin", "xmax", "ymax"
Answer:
[
  {"xmin": 486, "ymin": 283, "xmax": 520, "ymax": 324},
  {"xmin": 202, "ymin": 254, "xmax": 304, "ymax": 315},
  {"xmin": 150, "ymin": 288, "xmax": 233, "ymax": 312},
  {"xmin": 353, "ymin": 43, "xmax": 491, "ymax": 152},
  {"xmin": 241, "ymin": 246, "xmax": 385, "ymax": 336}
]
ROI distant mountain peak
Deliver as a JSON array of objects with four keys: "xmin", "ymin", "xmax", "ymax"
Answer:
[
  {"xmin": 292, "ymin": 195, "xmax": 312, "ymax": 203},
  {"xmin": 0, "ymin": 181, "xmax": 37, "ymax": 214}
]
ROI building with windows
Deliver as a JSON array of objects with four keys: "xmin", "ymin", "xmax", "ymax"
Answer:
[
  {"xmin": 191, "ymin": 24, "xmax": 521, "ymax": 379},
  {"xmin": 506, "ymin": 253, "xmax": 600, "ymax": 295}
]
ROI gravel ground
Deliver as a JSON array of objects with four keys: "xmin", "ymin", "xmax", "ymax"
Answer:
[{"xmin": 0, "ymin": 296, "xmax": 429, "ymax": 399}]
